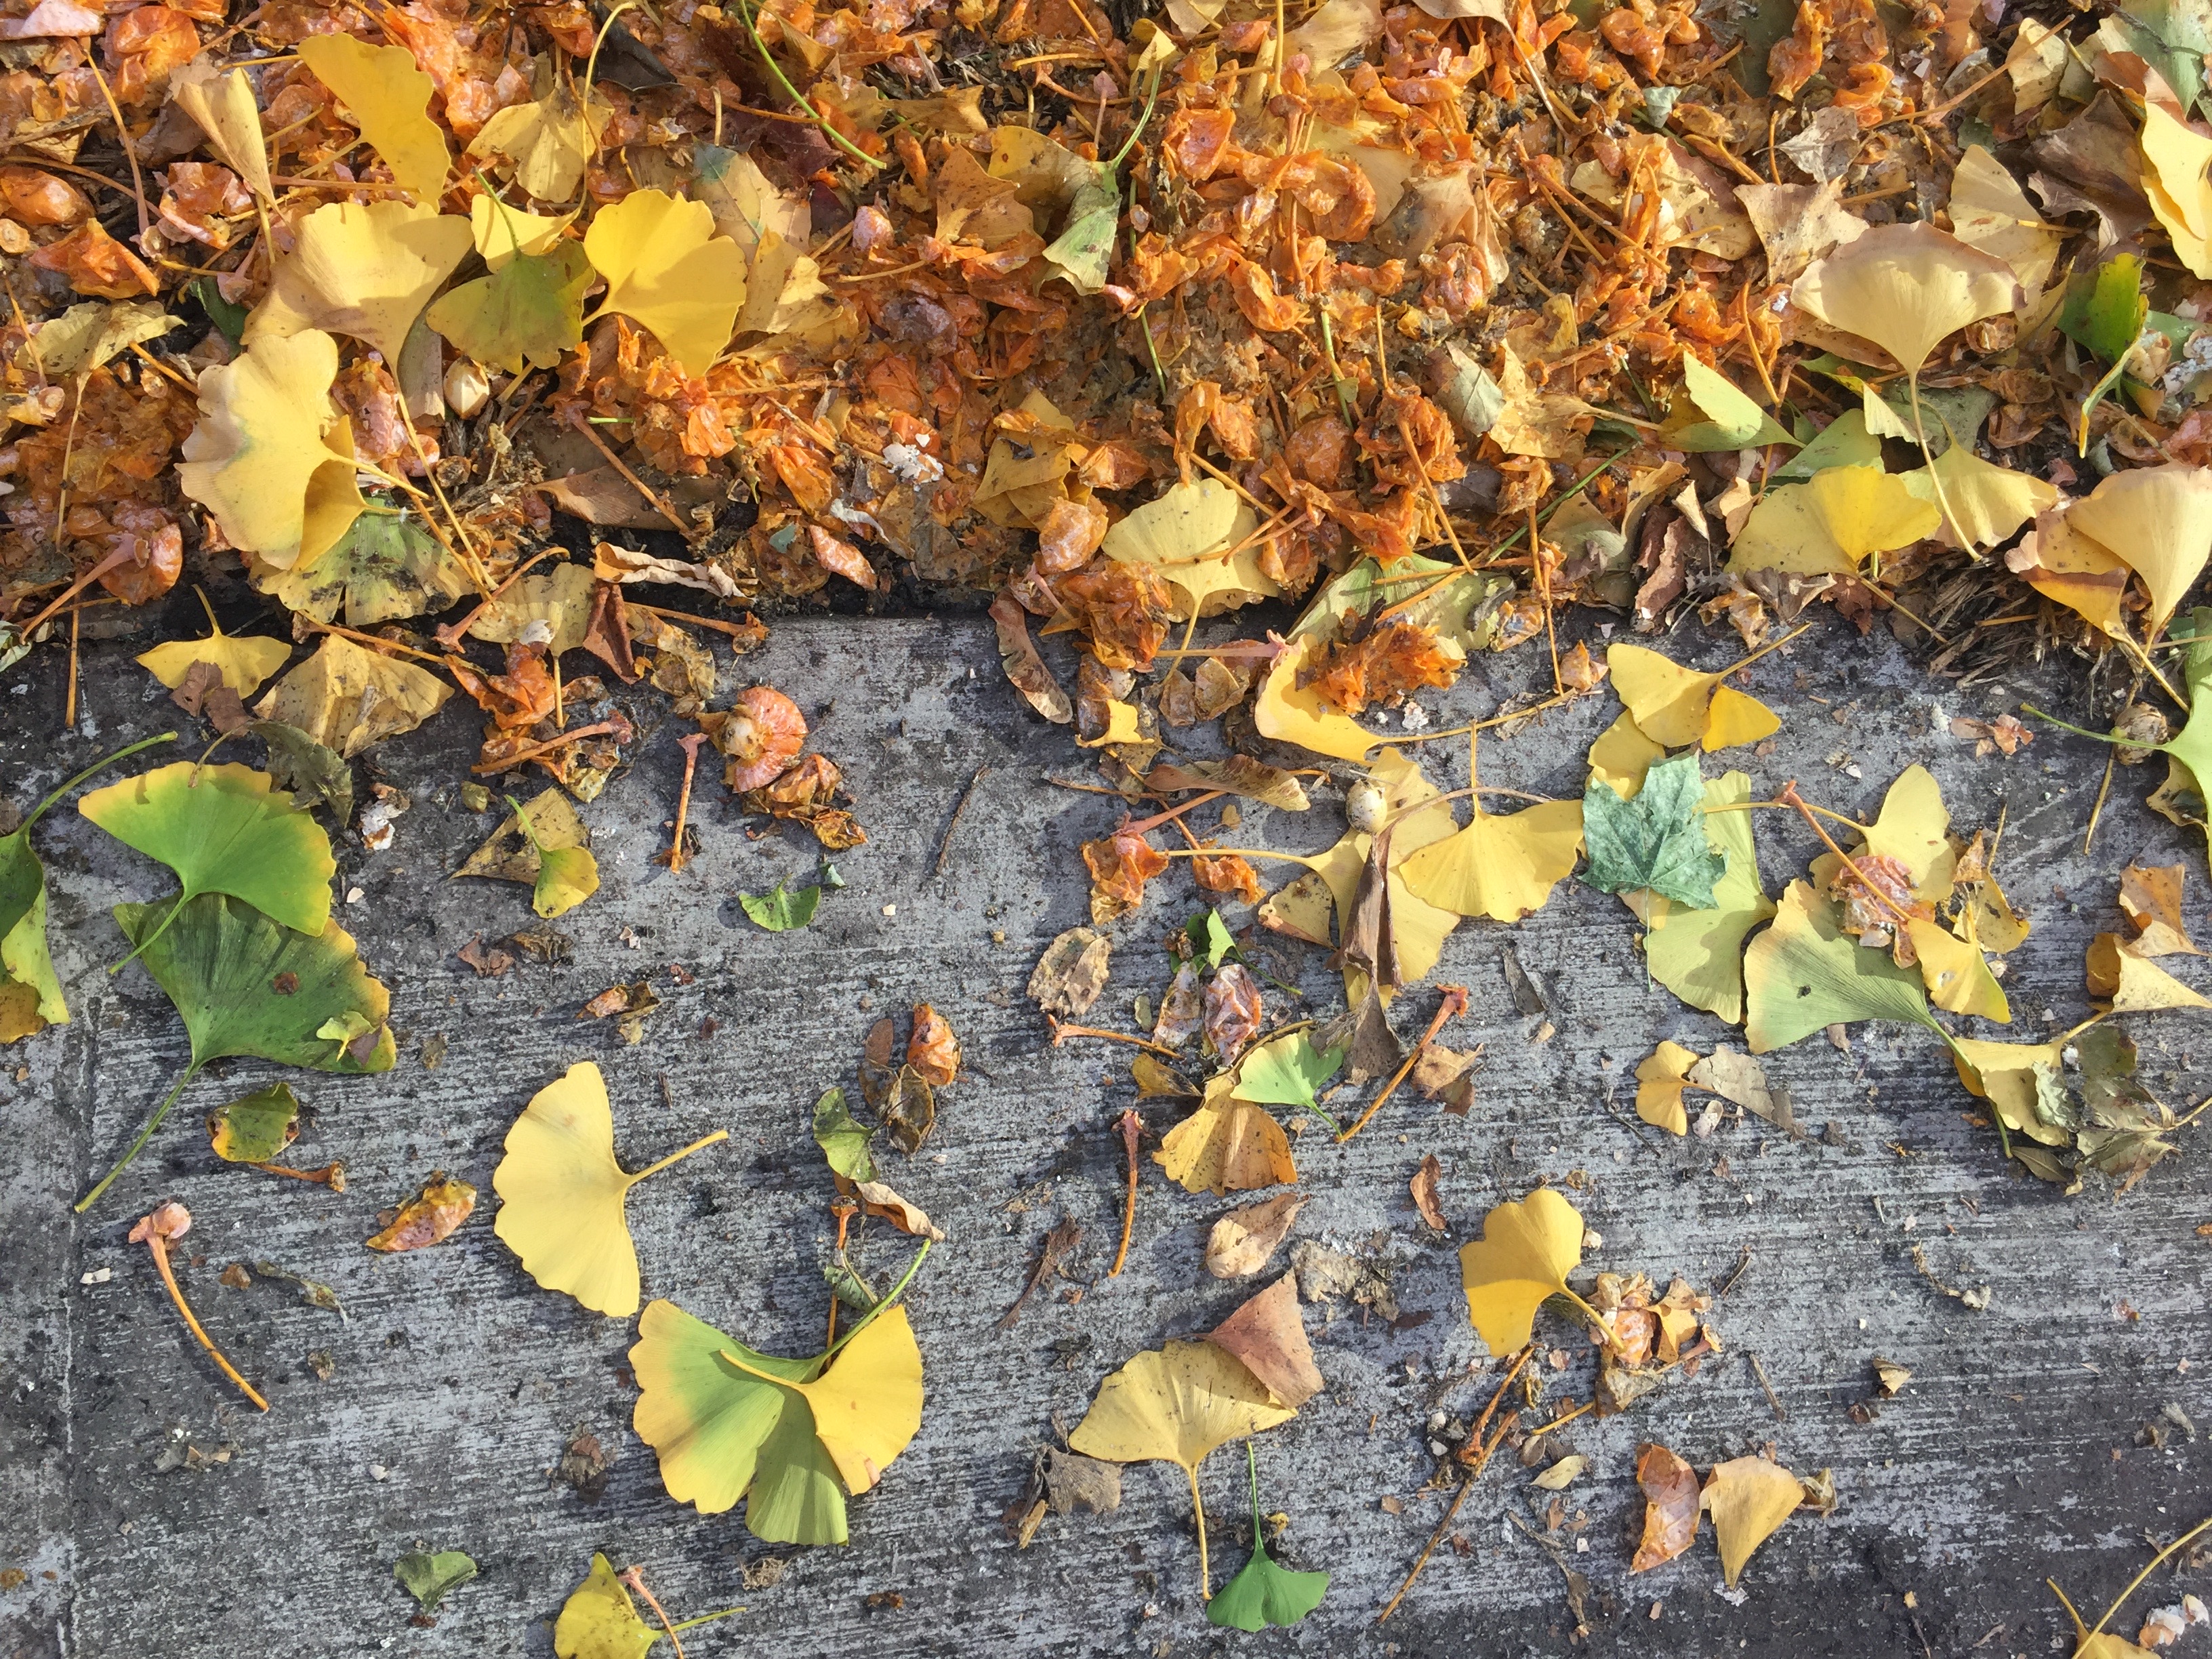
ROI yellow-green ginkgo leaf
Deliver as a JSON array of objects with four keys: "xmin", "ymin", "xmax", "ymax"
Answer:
[
  {"xmin": 298, "ymin": 34, "xmax": 451, "ymax": 204},
  {"xmin": 1811, "ymin": 763, "xmax": 1956, "ymax": 902},
  {"xmin": 246, "ymin": 199, "xmax": 473, "ymax": 367},
  {"xmin": 1793, "ymin": 221, "xmax": 2020, "ymax": 375},
  {"xmin": 1744, "ymin": 881, "xmax": 1944, "ymax": 1054},
  {"xmin": 468, "ymin": 192, "xmax": 573, "ymax": 269},
  {"xmin": 427, "ymin": 239, "xmax": 594, "ymax": 373},
  {"xmin": 468, "ymin": 78, "xmax": 609, "ymax": 206},
  {"xmin": 1254, "ymin": 634, "xmax": 1379, "ymax": 763},
  {"xmin": 255, "ymin": 508, "xmax": 473, "ymax": 628},
  {"xmin": 177, "ymin": 329, "xmax": 363, "ymax": 567},
  {"xmin": 2064, "ymin": 462, "xmax": 2212, "ymax": 636},
  {"xmin": 583, "ymin": 190, "xmax": 748, "ymax": 378},
  {"xmin": 1950, "ymin": 1033, "xmax": 2071, "ymax": 1146},
  {"xmin": 2143, "ymin": 104, "xmax": 2212, "ymax": 279},
  {"xmin": 135, "ymin": 592, "xmax": 291, "ymax": 700},
  {"xmin": 1102, "ymin": 478, "xmax": 1279, "ymax": 613},
  {"xmin": 1702, "ymin": 1456, "xmax": 1803, "ymax": 1587},
  {"xmin": 1900, "ymin": 444, "xmax": 2058, "ymax": 550},
  {"xmin": 554, "ymin": 1555, "xmax": 675, "ymax": 1659},
  {"xmin": 1905, "ymin": 915, "xmax": 2011, "ymax": 1021},
  {"xmin": 493, "ymin": 1060, "xmax": 728, "ymax": 1317},
  {"xmin": 1068, "ymin": 1339, "xmax": 1296, "ymax": 1595},
  {"xmin": 716, "ymin": 1306, "xmax": 924, "ymax": 1496},
  {"xmin": 1458, "ymin": 1187, "xmax": 1591, "ymax": 1357},
  {"xmin": 79, "ymin": 762, "xmax": 335, "ymax": 941},
  {"xmin": 1395, "ymin": 794, "xmax": 1584, "ymax": 923},
  {"xmin": 1606, "ymin": 642, "xmax": 1787, "ymax": 750}
]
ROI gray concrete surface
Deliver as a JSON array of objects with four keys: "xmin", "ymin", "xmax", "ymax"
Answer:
[{"xmin": 2, "ymin": 592, "xmax": 2209, "ymax": 1659}]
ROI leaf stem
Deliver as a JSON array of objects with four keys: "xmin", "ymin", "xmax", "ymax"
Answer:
[
  {"xmin": 1045, "ymin": 1015, "xmax": 1182, "ymax": 1058},
  {"xmin": 1188, "ymin": 1462, "xmax": 1211, "ymax": 1599},
  {"xmin": 821, "ymin": 1236, "xmax": 933, "ymax": 1359},
  {"xmin": 107, "ymin": 888, "xmax": 192, "ymax": 976},
  {"xmin": 733, "ymin": 0, "xmax": 886, "ymax": 169},
  {"xmin": 620, "ymin": 1565, "xmax": 693, "ymax": 1659},
  {"xmin": 77, "ymin": 1065, "xmax": 196, "ymax": 1213},
  {"xmin": 21, "ymin": 732, "xmax": 175, "ymax": 833},
  {"xmin": 627, "ymin": 1128, "xmax": 730, "ymax": 1185},
  {"xmin": 1906, "ymin": 374, "xmax": 1971, "ymax": 561},
  {"xmin": 1105, "ymin": 66, "xmax": 1162, "ymax": 173},
  {"xmin": 1110, "ymin": 1109, "xmax": 1141, "ymax": 1277},
  {"xmin": 143, "ymin": 1221, "xmax": 268, "ymax": 1410},
  {"xmin": 2085, "ymin": 1514, "xmax": 2212, "ymax": 1639},
  {"xmin": 668, "ymin": 1605, "xmax": 747, "ymax": 1633}
]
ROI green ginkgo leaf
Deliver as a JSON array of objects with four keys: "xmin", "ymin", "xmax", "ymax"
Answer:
[
  {"xmin": 79, "ymin": 762, "xmax": 336, "ymax": 965},
  {"xmin": 1642, "ymin": 771, "xmax": 1775, "ymax": 1025},
  {"xmin": 1206, "ymin": 1444, "xmax": 1330, "ymax": 1632},
  {"xmin": 507, "ymin": 794, "xmax": 598, "ymax": 918},
  {"xmin": 631, "ymin": 1296, "xmax": 926, "ymax": 1546},
  {"xmin": 812, "ymin": 1086, "xmax": 876, "ymax": 1182},
  {"xmin": 0, "ymin": 735, "xmax": 176, "ymax": 1041},
  {"xmin": 255, "ymin": 506, "xmax": 472, "ymax": 627},
  {"xmin": 1742, "ymin": 880, "xmax": 1945, "ymax": 1054},
  {"xmin": 206, "ymin": 1080, "xmax": 302, "ymax": 1163},
  {"xmin": 427, "ymin": 240, "xmax": 594, "ymax": 373},
  {"xmin": 79, "ymin": 893, "xmax": 393, "ymax": 1211},
  {"xmin": 1230, "ymin": 1031, "xmax": 1346, "ymax": 1110}
]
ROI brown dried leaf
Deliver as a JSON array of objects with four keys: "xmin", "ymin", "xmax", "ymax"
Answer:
[
  {"xmin": 1029, "ymin": 926, "xmax": 1111, "ymax": 1017},
  {"xmin": 365, "ymin": 1172, "xmax": 476, "ymax": 1252},
  {"xmin": 1206, "ymin": 1273, "xmax": 1324, "ymax": 1408},
  {"xmin": 1629, "ymin": 1442, "xmax": 1700, "ymax": 1572},
  {"xmin": 1409, "ymin": 1153, "xmax": 1446, "ymax": 1230},
  {"xmin": 1204, "ymin": 1191, "xmax": 1308, "ymax": 1279},
  {"xmin": 907, "ymin": 1002, "xmax": 961, "ymax": 1086}
]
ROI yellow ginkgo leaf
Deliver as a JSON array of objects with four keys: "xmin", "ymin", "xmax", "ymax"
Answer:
[
  {"xmin": 1067, "ymin": 1339, "xmax": 1296, "ymax": 1595},
  {"xmin": 1950, "ymin": 1033, "xmax": 2070, "ymax": 1146},
  {"xmin": 135, "ymin": 594, "xmax": 291, "ymax": 700},
  {"xmin": 492, "ymin": 1061, "xmax": 727, "ymax": 1317},
  {"xmin": 1805, "ymin": 464, "xmax": 1944, "ymax": 566},
  {"xmin": 468, "ymin": 192, "xmax": 573, "ymax": 270},
  {"xmin": 1156, "ymin": 1076, "xmax": 1297, "ymax": 1196},
  {"xmin": 1588, "ymin": 711, "xmax": 1665, "ymax": 796},
  {"xmin": 583, "ymin": 189, "xmax": 748, "ymax": 378},
  {"xmin": 2142, "ymin": 104, "xmax": 2212, "ymax": 279},
  {"xmin": 2064, "ymin": 462, "xmax": 2212, "ymax": 636},
  {"xmin": 2087, "ymin": 933, "xmax": 2211, "ymax": 1011},
  {"xmin": 169, "ymin": 61, "xmax": 272, "ymax": 203},
  {"xmin": 468, "ymin": 79, "xmax": 608, "ymax": 205},
  {"xmin": 1948, "ymin": 144, "xmax": 2064, "ymax": 293},
  {"xmin": 553, "ymin": 1551, "xmax": 741, "ymax": 1659},
  {"xmin": 1395, "ymin": 792, "xmax": 1584, "ymax": 923},
  {"xmin": 253, "ymin": 633, "xmax": 452, "ymax": 757},
  {"xmin": 1102, "ymin": 478, "xmax": 1279, "ymax": 613},
  {"xmin": 1793, "ymin": 221, "xmax": 2020, "ymax": 376},
  {"xmin": 246, "ymin": 199, "xmax": 473, "ymax": 367},
  {"xmin": 1372, "ymin": 746, "xmax": 1463, "ymax": 993},
  {"xmin": 2009, "ymin": 506, "xmax": 2131, "ymax": 638},
  {"xmin": 1900, "ymin": 444, "xmax": 2058, "ymax": 550},
  {"xmin": 1729, "ymin": 480, "xmax": 1853, "ymax": 577},
  {"xmin": 1904, "ymin": 915, "xmax": 2010, "ymax": 1021},
  {"xmin": 177, "ymin": 329, "xmax": 363, "ymax": 567},
  {"xmin": 716, "ymin": 1307, "xmax": 926, "ymax": 1496},
  {"xmin": 1458, "ymin": 1187, "xmax": 1590, "ymax": 1357},
  {"xmin": 1811, "ymin": 763, "xmax": 1954, "ymax": 901},
  {"xmin": 1703, "ymin": 683, "xmax": 1780, "ymax": 750},
  {"xmin": 1635, "ymin": 1040, "xmax": 1699, "ymax": 1135},
  {"xmin": 1702, "ymin": 1457, "xmax": 1803, "ymax": 1586},
  {"xmin": 298, "ymin": 35, "xmax": 451, "ymax": 204},
  {"xmin": 734, "ymin": 230, "xmax": 839, "ymax": 338},
  {"xmin": 1254, "ymin": 635, "xmax": 1379, "ymax": 763}
]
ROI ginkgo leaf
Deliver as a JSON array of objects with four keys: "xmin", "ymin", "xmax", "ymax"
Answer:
[
  {"xmin": 583, "ymin": 190, "xmax": 747, "ymax": 378},
  {"xmin": 136, "ymin": 607, "xmax": 291, "ymax": 700},
  {"xmin": 169, "ymin": 61, "xmax": 272, "ymax": 203},
  {"xmin": 80, "ymin": 762, "xmax": 335, "ymax": 940},
  {"xmin": 1458, "ymin": 1187, "xmax": 1589, "ymax": 1357},
  {"xmin": 493, "ymin": 1061, "xmax": 727, "ymax": 1317},
  {"xmin": 1206, "ymin": 1446, "xmax": 1329, "ymax": 1631},
  {"xmin": 1230, "ymin": 1031, "xmax": 1345, "ymax": 1109},
  {"xmin": 2064, "ymin": 462, "xmax": 2212, "ymax": 636},
  {"xmin": 1948, "ymin": 144, "xmax": 2063, "ymax": 293},
  {"xmin": 1794, "ymin": 221, "xmax": 2020, "ymax": 376},
  {"xmin": 694, "ymin": 144, "xmax": 811, "ymax": 260},
  {"xmin": 1744, "ymin": 881, "xmax": 1944, "ymax": 1053},
  {"xmin": 428, "ymin": 239, "xmax": 593, "ymax": 373},
  {"xmin": 254, "ymin": 634, "xmax": 453, "ymax": 758},
  {"xmin": 456, "ymin": 787, "xmax": 586, "ymax": 884},
  {"xmin": 25, "ymin": 300, "xmax": 182, "ymax": 380},
  {"xmin": 1635, "ymin": 1040, "xmax": 1699, "ymax": 1134},
  {"xmin": 1068, "ymin": 1340, "xmax": 1296, "ymax": 1595},
  {"xmin": 1587, "ymin": 712, "xmax": 1666, "ymax": 796},
  {"xmin": 2143, "ymin": 104, "xmax": 2212, "ymax": 280},
  {"xmin": 255, "ymin": 508, "xmax": 472, "ymax": 627},
  {"xmin": 714, "ymin": 1307, "xmax": 924, "ymax": 1496},
  {"xmin": 510, "ymin": 792, "xmax": 600, "ymax": 919},
  {"xmin": 1158, "ymin": 1076, "xmax": 1298, "ymax": 1195},
  {"xmin": 1806, "ymin": 464, "xmax": 1945, "ymax": 566},
  {"xmin": 1702, "ymin": 1457, "xmax": 1803, "ymax": 1587},
  {"xmin": 206, "ymin": 1080, "xmax": 301, "ymax": 1163},
  {"xmin": 1254, "ymin": 635, "xmax": 1379, "ymax": 763},
  {"xmin": 1396, "ymin": 792, "xmax": 1584, "ymax": 923},
  {"xmin": 177, "ymin": 329, "xmax": 363, "ymax": 567},
  {"xmin": 553, "ymin": 1555, "xmax": 662, "ymax": 1659},
  {"xmin": 1102, "ymin": 478, "xmax": 1278, "ymax": 611},
  {"xmin": 1811, "ymin": 763, "xmax": 1955, "ymax": 901},
  {"xmin": 1644, "ymin": 771, "xmax": 1776, "ymax": 1024},
  {"xmin": 468, "ymin": 192, "xmax": 573, "ymax": 268},
  {"xmin": 2010, "ymin": 507, "xmax": 2132, "ymax": 638},
  {"xmin": 466, "ymin": 559, "xmax": 595, "ymax": 656},
  {"xmin": 1580, "ymin": 752, "xmax": 1725, "ymax": 907},
  {"xmin": 630, "ymin": 1300, "xmax": 846, "ymax": 1544},
  {"xmin": 1906, "ymin": 915, "xmax": 2011, "ymax": 1021},
  {"xmin": 2087, "ymin": 933, "xmax": 2211, "ymax": 1010},
  {"xmin": 1607, "ymin": 642, "xmax": 1785, "ymax": 749},
  {"xmin": 246, "ymin": 199, "xmax": 472, "ymax": 367},
  {"xmin": 468, "ymin": 78, "xmax": 607, "ymax": 205},
  {"xmin": 1662, "ymin": 354, "xmax": 1797, "ymax": 451},
  {"xmin": 1900, "ymin": 444, "xmax": 2058, "ymax": 550},
  {"xmin": 1950, "ymin": 1033, "xmax": 2071, "ymax": 1147},
  {"xmin": 298, "ymin": 34, "xmax": 451, "ymax": 204}
]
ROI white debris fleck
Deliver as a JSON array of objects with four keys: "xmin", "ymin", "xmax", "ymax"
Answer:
[{"xmin": 80, "ymin": 1267, "xmax": 110, "ymax": 1285}]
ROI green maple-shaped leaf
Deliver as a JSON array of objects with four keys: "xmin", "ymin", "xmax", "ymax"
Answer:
[
  {"xmin": 812, "ymin": 1086, "xmax": 876, "ymax": 1182},
  {"xmin": 1581, "ymin": 753, "xmax": 1727, "ymax": 908},
  {"xmin": 256, "ymin": 506, "xmax": 472, "ymax": 627},
  {"xmin": 0, "ymin": 735, "xmax": 176, "ymax": 1041},
  {"xmin": 79, "ymin": 893, "xmax": 393, "ymax": 1210},
  {"xmin": 1643, "ymin": 770, "xmax": 1776, "ymax": 1025},
  {"xmin": 1207, "ymin": 1445, "xmax": 1330, "ymax": 1633},
  {"xmin": 1230, "ymin": 1031, "xmax": 1347, "ymax": 1110},
  {"xmin": 79, "ymin": 762, "xmax": 336, "ymax": 964},
  {"xmin": 1743, "ymin": 880, "xmax": 1945, "ymax": 1054},
  {"xmin": 427, "ymin": 241, "xmax": 594, "ymax": 373}
]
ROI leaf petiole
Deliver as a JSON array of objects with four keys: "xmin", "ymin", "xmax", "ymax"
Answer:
[
  {"xmin": 19, "ymin": 731, "xmax": 176, "ymax": 834},
  {"xmin": 77, "ymin": 1064, "xmax": 196, "ymax": 1212}
]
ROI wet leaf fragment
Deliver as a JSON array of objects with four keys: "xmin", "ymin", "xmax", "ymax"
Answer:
[{"xmin": 366, "ymin": 1172, "xmax": 476, "ymax": 1252}]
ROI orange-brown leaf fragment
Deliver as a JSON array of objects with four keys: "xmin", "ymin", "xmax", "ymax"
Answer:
[
  {"xmin": 1193, "ymin": 851, "xmax": 1264, "ymax": 905},
  {"xmin": 1305, "ymin": 622, "xmax": 1461, "ymax": 716},
  {"xmin": 1410, "ymin": 1153, "xmax": 1446, "ymax": 1229},
  {"xmin": 1205, "ymin": 1272, "xmax": 1324, "ymax": 1408},
  {"xmin": 1630, "ymin": 1441, "xmax": 1701, "ymax": 1572},
  {"xmin": 1082, "ymin": 827, "xmax": 1169, "ymax": 922},
  {"xmin": 365, "ymin": 1172, "xmax": 476, "ymax": 1252},
  {"xmin": 907, "ymin": 1002, "xmax": 961, "ymax": 1087}
]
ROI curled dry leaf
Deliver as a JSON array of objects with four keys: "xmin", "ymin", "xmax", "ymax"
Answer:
[
  {"xmin": 907, "ymin": 1002, "xmax": 960, "ymax": 1087},
  {"xmin": 1408, "ymin": 1153, "xmax": 1446, "ymax": 1230},
  {"xmin": 366, "ymin": 1172, "xmax": 477, "ymax": 1252},
  {"xmin": 844, "ymin": 1176, "xmax": 947, "ymax": 1242},
  {"xmin": 1205, "ymin": 1191, "xmax": 1308, "ymax": 1279},
  {"xmin": 2116, "ymin": 863, "xmax": 2200, "ymax": 957},
  {"xmin": 2087, "ymin": 933, "xmax": 2211, "ymax": 1011},
  {"xmin": 1629, "ymin": 1442, "xmax": 1700, "ymax": 1572}
]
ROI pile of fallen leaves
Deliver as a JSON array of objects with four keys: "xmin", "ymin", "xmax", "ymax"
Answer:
[{"xmin": 7, "ymin": 0, "xmax": 2212, "ymax": 1641}]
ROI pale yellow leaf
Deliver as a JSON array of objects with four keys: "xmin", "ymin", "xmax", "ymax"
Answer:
[
  {"xmin": 1793, "ymin": 220, "xmax": 2021, "ymax": 375},
  {"xmin": 246, "ymin": 199, "xmax": 472, "ymax": 365},
  {"xmin": 1702, "ymin": 1456, "xmax": 1802, "ymax": 1586},
  {"xmin": 2064, "ymin": 462, "xmax": 2212, "ymax": 636},
  {"xmin": 298, "ymin": 34, "xmax": 450, "ymax": 204},
  {"xmin": 176, "ymin": 329, "xmax": 363, "ymax": 567}
]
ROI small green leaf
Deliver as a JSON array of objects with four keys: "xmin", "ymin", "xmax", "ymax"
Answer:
[
  {"xmin": 1231, "ymin": 1031, "xmax": 1346, "ymax": 1109},
  {"xmin": 1044, "ymin": 166, "xmax": 1120, "ymax": 295},
  {"xmin": 1743, "ymin": 880, "xmax": 1944, "ymax": 1054},
  {"xmin": 505, "ymin": 794, "xmax": 598, "ymax": 918},
  {"xmin": 393, "ymin": 1549, "xmax": 478, "ymax": 1612},
  {"xmin": 190, "ymin": 276, "xmax": 248, "ymax": 344},
  {"xmin": 740, "ymin": 879, "xmax": 821, "ymax": 932},
  {"xmin": 1187, "ymin": 909, "xmax": 1235, "ymax": 970},
  {"xmin": 1207, "ymin": 1444, "xmax": 1329, "ymax": 1633},
  {"xmin": 1662, "ymin": 356, "xmax": 1798, "ymax": 452},
  {"xmin": 811, "ymin": 1086, "xmax": 875, "ymax": 1182},
  {"xmin": 1580, "ymin": 754, "xmax": 1727, "ymax": 909},
  {"xmin": 426, "ymin": 240, "xmax": 594, "ymax": 373},
  {"xmin": 1774, "ymin": 410, "xmax": 1881, "ymax": 483},
  {"xmin": 250, "ymin": 720, "xmax": 352, "ymax": 821},
  {"xmin": 207, "ymin": 1080, "xmax": 302, "ymax": 1163}
]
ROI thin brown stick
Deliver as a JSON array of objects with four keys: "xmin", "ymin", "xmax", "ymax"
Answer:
[
  {"xmin": 1110, "ymin": 1110, "xmax": 1141, "ymax": 1277},
  {"xmin": 251, "ymin": 1162, "xmax": 345, "ymax": 1189},
  {"xmin": 660, "ymin": 733, "xmax": 706, "ymax": 873},
  {"xmin": 619, "ymin": 1567, "xmax": 691, "ymax": 1659},
  {"xmin": 470, "ymin": 719, "xmax": 626, "ymax": 775},
  {"xmin": 628, "ymin": 601, "xmax": 763, "ymax": 641},
  {"xmin": 434, "ymin": 547, "xmax": 558, "ymax": 649},
  {"xmin": 570, "ymin": 414, "xmax": 698, "ymax": 540},
  {"xmin": 83, "ymin": 56, "xmax": 149, "ymax": 242},
  {"xmin": 1777, "ymin": 781, "xmax": 1917, "ymax": 930},
  {"xmin": 1045, "ymin": 1016, "xmax": 1181, "ymax": 1059},
  {"xmin": 1377, "ymin": 1347, "xmax": 1532, "ymax": 1624},
  {"xmin": 933, "ymin": 765, "xmax": 989, "ymax": 878},
  {"xmin": 825, "ymin": 1202, "xmax": 857, "ymax": 1348},
  {"xmin": 1339, "ymin": 985, "xmax": 1469, "ymax": 1143},
  {"xmin": 1122, "ymin": 790, "xmax": 1227, "ymax": 836},
  {"xmin": 140, "ymin": 1224, "xmax": 269, "ymax": 1412},
  {"xmin": 298, "ymin": 615, "xmax": 447, "ymax": 665}
]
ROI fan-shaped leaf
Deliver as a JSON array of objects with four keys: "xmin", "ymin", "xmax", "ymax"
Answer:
[
  {"xmin": 1458, "ymin": 1187, "xmax": 1586, "ymax": 1357},
  {"xmin": 80, "ymin": 762, "xmax": 335, "ymax": 938},
  {"xmin": 583, "ymin": 190, "xmax": 747, "ymax": 377},
  {"xmin": 298, "ymin": 35, "xmax": 451, "ymax": 203},
  {"xmin": 246, "ymin": 199, "xmax": 472, "ymax": 367},
  {"xmin": 176, "ymin": 329, "xmax": 363, "ymax": 567}
]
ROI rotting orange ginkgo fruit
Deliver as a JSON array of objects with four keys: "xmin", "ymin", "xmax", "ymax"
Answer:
[{"xmin": 493, "ymin": 1061, "xmax": 728, "ymax": 1317}]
